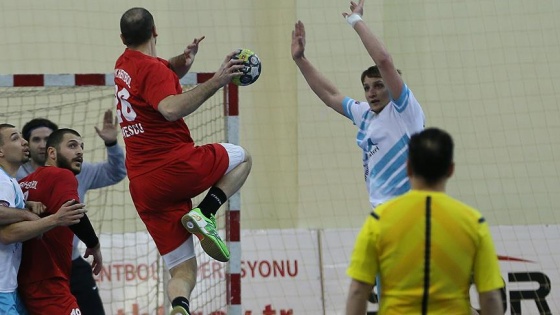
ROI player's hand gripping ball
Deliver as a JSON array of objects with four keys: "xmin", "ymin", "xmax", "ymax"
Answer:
[{"xmin": 231, "ymin": 48, "xmax": 261, "ymax": 86}]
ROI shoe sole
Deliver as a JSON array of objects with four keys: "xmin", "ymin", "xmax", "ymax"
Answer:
[
  {"xmin": 181, "ymin": 214, "xmax": 230, "ymax": 262},
  {"xmin": 169, "ymin": 305, "xmax": 189, "ymax": 315}
]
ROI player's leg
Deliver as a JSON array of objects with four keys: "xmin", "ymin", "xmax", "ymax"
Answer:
[
  {"xmin": 130, "ymin": 174, "xmax": 198, "ymax": 315},
  {"xmin": 70, "ymin": 253, "xmax": 105, "ymax": 315},
  {"xmin": 210, "ymin": 143, "xmax": 252, "ymax": 198},
  {"xmin": 167, "ymin": 256, "xmax": 197, "ymax": 315},
  {"xmin": 162, "ymin": 238, "xmax": 198, "ymax": 315},
  {"xmin": 182, "ymin": 143, "xmax": 251, "ymax": 261},
  {"xmin": 135, "ymin": 209, "xmax": 197, "ymax": 315}
]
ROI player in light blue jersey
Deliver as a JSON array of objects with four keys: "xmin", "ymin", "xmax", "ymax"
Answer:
[
  {"xmin": 291, "ymin": 0, "xmax": 425, "ymax": 208},
  {"xmin": 292, "ymin": 0, "xmax": 425, "ymax": 306},
  {"xmin": 0, "ymin": 124, "xmax": 29, "ymax": 315}
]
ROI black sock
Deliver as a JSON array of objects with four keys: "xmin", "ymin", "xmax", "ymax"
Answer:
[
  {"xmin": 197, "ymin": 187, "xmax": 227, "ymax": 217},
  {"xmin": 172, "ymin": 296, "xmax": 190, "ymax": 312}
]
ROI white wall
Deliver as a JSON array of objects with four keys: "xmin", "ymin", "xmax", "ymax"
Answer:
[{"xmin": 1, "ymin": 0, "xmax": 559, "ymax": 231}]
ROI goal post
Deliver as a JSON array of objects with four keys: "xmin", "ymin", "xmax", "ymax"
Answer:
[{"xmin": 0, "ymin": 73, "xmax": 241, "ymax": 315}]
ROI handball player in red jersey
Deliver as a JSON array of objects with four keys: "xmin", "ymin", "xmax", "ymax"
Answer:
[
  {"xmin": 115, "ymin": 7, "xmax": 252, "ymax": 315},
  {"xmin": 18, "ymin": 128, "xmax": 102, "ymax": 315}
]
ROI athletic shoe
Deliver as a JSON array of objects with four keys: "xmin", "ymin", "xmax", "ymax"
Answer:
[
  {"xmin": 169, "ymin": 305, "xmax": 190, "ymax": 315},
  {"xmin": 181, "ymin": 208, "xmax": 230, "ymax": 262}
]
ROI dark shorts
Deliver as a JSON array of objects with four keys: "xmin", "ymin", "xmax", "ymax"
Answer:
[{"xmin": 70, "ymin": 257, "xmax": 105, "ymax": 315}]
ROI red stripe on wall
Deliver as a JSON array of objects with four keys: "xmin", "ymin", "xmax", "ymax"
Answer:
[
  {"xmin": 75, "ymin": 74, "xmax": 107, "ymax": 86},
  {"xmin": 227, "ymin": 273, "xmax": 241, "ymax": 305},
  {"xmin": 13, "ymin": 74, "xmax": 44, "ymax": 87},
  {"xmin": 228, "ymin": 211, "xmax": 240, "ymax": 242},
  {"xmin": 196, "ymin": 72, "xmax": 213, "ymax": 83},
  {"xmin": 227, "ymin": 83, "xmax": 239, "ymax": 116}
]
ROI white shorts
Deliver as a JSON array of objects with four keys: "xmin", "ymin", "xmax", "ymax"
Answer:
[
  {"xmin": 220, "ymin": 143, "xmax": 246, "ymax": 174},
  {"xmin": 162, "ymin": 237, "xmax": 196, "ymax": 269}
]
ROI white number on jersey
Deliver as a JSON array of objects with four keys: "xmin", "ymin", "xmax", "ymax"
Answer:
[{"xmin": 115, "ymin": 85, "xmax": 137, "ymax": 123}]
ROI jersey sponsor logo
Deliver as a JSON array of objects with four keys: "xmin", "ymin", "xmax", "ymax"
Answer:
[
  {"xmin": 19, "ymin": 180, "xmax": 38, "ymax": 190},
  {"xmin": 367, "ymin": 144, "xmax": 380, "ymax": 158}
]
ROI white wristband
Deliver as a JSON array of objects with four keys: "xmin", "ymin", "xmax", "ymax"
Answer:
[{"xmin": 346, "ymin": 13, "xmax": 362, "ymax": 27}]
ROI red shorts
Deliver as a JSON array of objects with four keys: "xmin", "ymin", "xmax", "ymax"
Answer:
[
  {"xmin": 129, "ymin": 143, "xmax": 229, "ymax": 255},
  {"xmin": 19, "ymin": 278, "xmax": 79, "ymax": 315}
]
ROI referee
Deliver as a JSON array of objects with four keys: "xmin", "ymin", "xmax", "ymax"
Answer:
[{"xmin": 346, "ymin": 128, "xmax": 504, "ymax": 315}]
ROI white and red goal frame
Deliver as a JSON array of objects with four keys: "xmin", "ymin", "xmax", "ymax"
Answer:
[{"xmin": 0, "ymin": 72, "xmax": 242, "ymax": 315}]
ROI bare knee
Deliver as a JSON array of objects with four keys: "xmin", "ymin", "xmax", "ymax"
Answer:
[{"xmin": 242, "ymin": 147, "xmax": 252, "ymax": 168}]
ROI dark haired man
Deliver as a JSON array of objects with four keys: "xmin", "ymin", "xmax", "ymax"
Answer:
[
  {"xmin": 291, "ymin": 0, "xmax": 425, "ymax": 208},
  {"xmin": 346, "ymin": 128, "xmax": 504, "ymax": 315},
  {"xmin": 0, "ymin": 124, "xmax": 85, "ymax": 315},
  {"xmin": 18, "ymin": 128, "xmax": 103, "ymax": 315},
  {"xmin": 116, "ymin": 7, "xmax": 252, "ymax": 315},
  {"xmin": 16, "ymin": 110, "xmax": 126, "ymax": 315},
  {"xmin": 18, "ymin": 118, "xmax": 58, "ymax": 175},
  {"xmin": 292, "ymin": 0, "xmax": 425, "ymax": 304}
]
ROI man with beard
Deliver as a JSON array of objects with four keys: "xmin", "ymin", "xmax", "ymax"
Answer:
[
  {"xmin": 0, "ymin": 124, "xmax": 85, "ymax": 315},
  {"xmin": 17, "ymin": 110, "xmax": 125, "ymax": 315},
  {"xmin": 17, "ymin": 128, "xmax": 103, "ymax": 315}
]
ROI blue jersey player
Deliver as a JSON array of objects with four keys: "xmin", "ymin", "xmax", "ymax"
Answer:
[{"xmin": 291, "ymin": 0, "xmax": 425, "ymax": 208}]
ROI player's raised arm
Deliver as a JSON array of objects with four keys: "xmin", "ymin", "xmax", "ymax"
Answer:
[
  {"xmin": 291, "ymin": 20, "xmax": 346, "ymax": 116},
  {"xmin": 84, "ymin": 108, "xmax": 127, "ymax": 187},
  {"xmin": 343, "ymin": 0, "xmax": 404, "ymax": 101},
  {"xmin": 168, "ymin": 36, "xmax": 206, "ymax": 78},
  {"xmin": 158, "ymin": 50, "xmax": 245, "ymax": 121}
]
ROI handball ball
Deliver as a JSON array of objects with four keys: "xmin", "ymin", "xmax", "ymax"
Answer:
[{"xmin": 231, "ymin": 48, "xmax": 262, "ymax": 86}]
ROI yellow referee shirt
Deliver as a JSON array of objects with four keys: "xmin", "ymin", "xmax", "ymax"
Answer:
[{"xmin": 347, "ymin": 190, "xmax": 504, "ymax": 314}]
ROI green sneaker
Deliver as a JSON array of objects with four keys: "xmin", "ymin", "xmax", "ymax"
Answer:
[
  {"xmin": 182, "ymin": 208, "xmax": 230, "ymax": 262},
  {"xmin": 169, "ymin": 305, "xmax": 190, "ymax": 315}
]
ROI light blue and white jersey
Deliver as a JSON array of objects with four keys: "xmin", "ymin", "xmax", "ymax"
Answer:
[
  {"xmin": 342, "ymin": 84, "xmax": 425, "ymax": 207},
  {"xmin": 0, "ymin": 168, "xmax": 26, "ymax": 292}
]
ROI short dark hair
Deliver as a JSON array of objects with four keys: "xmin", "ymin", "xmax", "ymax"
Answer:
[
  {"xmin": 46, "ymin": 128, "xmax": 81, "ymax": 151},
  {"xmin": 120, "ymin": 7, "xmax": 155, "ymax": 47},
  {"xmin": 360, "ymin": 65, "xmax": 402, "ymax": 83},
  {"xmin": 408, "ymin": 128, "xmax": 454, "ymax": 184},
  {"xmin": 0, "ymin": 124, "xmax": 16, "ymax": 146},
  {"xmin": 21, "ymin": 118, "xmax": 58, "ymax": 141}
]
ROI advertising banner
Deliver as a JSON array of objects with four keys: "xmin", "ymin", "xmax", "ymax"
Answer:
[{"xmin": 93, "ymin": 226, "xmax": 560, "ymax": 315}]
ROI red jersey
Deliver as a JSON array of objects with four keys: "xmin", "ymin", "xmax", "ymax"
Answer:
[
  {"xmin": 114, "ymin": 48, "xmax": 195, "ymax": 179},
  {"xmin": 17, "ymin": 167, "xmax": 80, "ymax": 286}
]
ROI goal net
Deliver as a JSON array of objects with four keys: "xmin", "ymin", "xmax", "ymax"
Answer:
[{"xmin": 0, "ymin": 73, "xmax": 240, "ymax": 315}]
